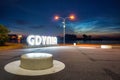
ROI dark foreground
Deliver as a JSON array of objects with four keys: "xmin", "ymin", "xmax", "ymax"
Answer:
[{"xmin": 0, "ymin": 46, "xmax": 120, "ymax": 80}]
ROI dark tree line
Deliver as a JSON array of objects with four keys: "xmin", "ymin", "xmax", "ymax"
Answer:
[
  {"xmin": 82, "ymin": 34, "xmax": 92, "ymax": 40},
  {"xmin": 0, "ymin": 24, "xmax": 10, "ymax": 46}
]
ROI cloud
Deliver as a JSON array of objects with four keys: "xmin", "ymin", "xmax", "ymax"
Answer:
[
  {"xmin": 70, "ymin": 17, "xmax": 120, "ymax": 34},
  {"xmin": 29, "ymin": 25, "xmax": 45, "ymax": 29},
  {"xmin": 15, "ymin": 20, "xmax": 29, "ymax": 25}
]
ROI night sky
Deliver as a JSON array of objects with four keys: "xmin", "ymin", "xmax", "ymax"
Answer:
[{"xmin": 0, "ymin": 0, "xmax": 120, "ymax": 38}]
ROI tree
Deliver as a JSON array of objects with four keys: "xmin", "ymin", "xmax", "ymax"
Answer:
[
  {"xmin": 82, "ymin": 34, "xmax": 92, "ymax": 40},
  {"xmin": 0, "ymin": 24, "xmax": 10, "ymax": 45},
  {"xmin": 82, "ymin": 34, "xmax": 88, "ymax": 39}
]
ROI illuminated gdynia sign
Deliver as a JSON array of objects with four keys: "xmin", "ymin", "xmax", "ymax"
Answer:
[{"xmin": 27, "ymin": 35, "xmax": 57, "ymax": 46}]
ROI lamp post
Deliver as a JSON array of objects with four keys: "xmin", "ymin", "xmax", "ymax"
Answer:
[{"xmin": 54, "ymin": 15, "xmax": 75, "ymax": 45}]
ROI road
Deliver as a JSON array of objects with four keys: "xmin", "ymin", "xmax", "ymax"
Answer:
[{"xmin": 0, "ymin": 46, "xmax": 120, "ymax": 80}]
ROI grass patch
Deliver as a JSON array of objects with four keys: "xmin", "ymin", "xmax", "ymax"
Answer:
[{"xmin": 0, "ymin": 43, "xmax": 24, "ymax": 50}]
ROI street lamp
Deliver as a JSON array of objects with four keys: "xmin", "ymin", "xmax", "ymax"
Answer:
[{"xmin": 54, "ymin": 14, "xmax": 75, "ymax": 45}]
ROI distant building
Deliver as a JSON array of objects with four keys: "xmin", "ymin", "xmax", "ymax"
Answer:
[{"xmin": 8, "ymin": 34, "xmax": 23, "ymax": 43}]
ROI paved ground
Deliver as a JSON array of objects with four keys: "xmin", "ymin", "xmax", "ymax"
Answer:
[{"xmin": 0, "ymin": 45, "xmax": 120, "ymax": 80}]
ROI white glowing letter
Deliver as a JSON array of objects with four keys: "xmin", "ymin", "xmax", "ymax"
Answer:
[
  {"xmin": 41, "ymin": 36, "xmax": 47, "ymax": 45},
  {"xmin": 27, "ymin": 35, "xmax": 35, "ymax": 46},
  {"xmin": 46, "ymin": 36, "xmax": 51, "ymax": 45},
  {"xmin": 35, "ymin": 35, "xmax": 42, "ymax": 45},
  {"xmin": 53, "ymin": 37, "xmax": 57, "ymax": 44}
]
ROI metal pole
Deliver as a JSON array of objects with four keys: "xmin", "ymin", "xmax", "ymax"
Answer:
[
  {"xmin": 55, "ymin": 16, "xmax": 75, "ymax": 45},
  {"xmin": 63, "ymin": 19, "xmax": 66, "ymax": 45}
]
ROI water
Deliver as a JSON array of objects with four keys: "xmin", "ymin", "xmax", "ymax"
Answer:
[{"xmin": 76, "ymin": 40, "xmax": 120, "ymax": 44}]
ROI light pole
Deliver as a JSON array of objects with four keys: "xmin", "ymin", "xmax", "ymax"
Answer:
[{"xmin": 54, "ymin": 15, "xmax": 75, "ymax": 45}]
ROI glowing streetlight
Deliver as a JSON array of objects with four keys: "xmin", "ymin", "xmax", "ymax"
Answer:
[
  {"xmin": 69, "ymin": 15, "xmax": 75, "ymax": 20},
  {"xmin": 54, "ymin": 14, "xmax": 75, "ymax": 44},
  {"xmin": 54, "ymin": 16, "xmax": 59, "ymax": 20}
]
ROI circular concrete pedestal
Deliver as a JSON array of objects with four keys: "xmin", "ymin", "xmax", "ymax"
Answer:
[
  {"xmin": 4, "ymin": 60, "xmax": 65, "ymax": 76},
  {"xmin": 20, "ymin": 53, "xmax": 53, "ymax": 70}
]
